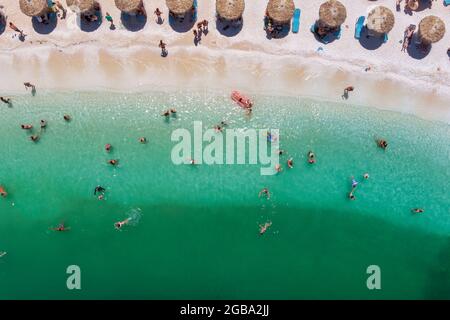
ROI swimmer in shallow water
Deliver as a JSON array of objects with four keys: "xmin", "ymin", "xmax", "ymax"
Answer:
[
  {"xmin": 40, "ymin": 120, "xmax": 47, "ymax": 128},
  {"xmin": 115, "ymin": 218, "xmax": 131, "ymax": 230},
  {"xmin": 259, "ymin": 221, "xmax": 272, "ymax": 235},
  {"xmin": 348, "ymin": 188, "xmax": 356, "ymax": 201},
  {"xmin": 351, "ymin": 176, "xmax": 359, "ymax": 188},
  {"xmin": 363, "ymin": 173, "xmax": 369, "ymax": 179},
  {"xmin": 105, "ymin": 144, "xmax": 112, "ymax": 152},
  {"xmin": 30, "ymin": 135, "xmax": 39, "ymax": 142},
  {"xmin": 21, "ymin": 124, "xmax": 33, "ymax": 130},
  {"xmin": 308, "ymin": 151, "xmax": 316, "ymax": 164},
  {"xmin": 377, "ymin": 139, "xmax": 388, "ymax": 150},
  {"xmin": 287, "ymin": 157, "xmax": 294, "ymax": 169},
  {"xmin": 275, "ymin": 164, "xmax": 282, "ymax": 172},
  {"xmin": 108, "ymin": 159, "xmax": 118, "ymax": 166},
  {"xmin": 63, "ymin": 114, "xmax": 71, "ymax": 122},
  {"xmin": 52, "ymin": 223, "xmax": 70, "ymax": 231},
  {"xmin": 139, "ymin": 137, "xmax": 147, "ymax": 144},
  {"xmin": 0, "ymin": 186, "xmax": 7, "ymax": 197},
  {"xmin": 412, "ymin": 208, "xmax": 424, "ymax": 214},
  {"xmin": 258, "ymin": 188, "xmax": 270, "ymax": 199}
]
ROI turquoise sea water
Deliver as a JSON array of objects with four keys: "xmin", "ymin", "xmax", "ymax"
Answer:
[{"xmin": 0, "ymin": 91, "xmax": 449, "ymax": 299}]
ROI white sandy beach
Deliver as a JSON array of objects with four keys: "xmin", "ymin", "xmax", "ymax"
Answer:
[{"xmin": 0, "ymin": 0, "xmax": 449, "ymax": 122}]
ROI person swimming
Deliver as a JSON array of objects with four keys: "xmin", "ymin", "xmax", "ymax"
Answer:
[
  {"xmin": 114, "ymin": 217, "xmax": 131, "ymax": 230},
  {"xmin": 21, "ymin": 124, "xmax": 33, "ymax": 130},
  {"xmin": 52, "ymin": 223, "xmax": 70, "ymax": 231},
  {"xmin": 377, "ymin": 139, "xmax": 388, "ymax": 150},
  {"xmin": 0, "ymin": 251, "xmax": 6, "ymax": 258},
  {"xmin": 139, "ymin": 137, "xmax": 147, "ymax": 144},
  {"xmin": 363, "ymin": 173, "xmax": 369, "ymax": 179},
  {"xmin": 277, "ymin": 149, "xmax": 285, "ymax": 156},
  {"xmin": 94, "ymin": 185, "xmax": 105, "ymax": 195},
  {"xmin": 0, "ymin": 186, "xmax": 7, "ymax": 197},
  {"xmin": 259, "ymin": 221, "xmax": 272, "ymax": 235},
  {"xmin": 0, "ymin": 97, "xmax": 11, "ymax": 105},
  {"xmin": 40, "ymin": 120, "xmax": 47, "ymax": 128},
  {"xmin": 351, "ymin": 177, "xmax": 359, "ymax": 188},
  {"xmin": 30, "ymin": 135, "xmax": 39, "ymax": 142},
  {"xmin": 275, "ymin": 164, "xmax": 282, "ymax": 172},
  {"xmin": 348, "ymin": 190, "xmax": 356, "ymax": 201},
  {"xmin": 258, "ymin": 188, "xmax": 270, "ymax": 199},
  {"xmin": 412, "ymin": 208, "xmax": 424, "ymax": 214},
  {"xmin": 108, "ymin": 159, "xmax": 118, "ymax": 166},
  {"xmin": 162, "ymin": 110, "xmax": 170, "ymax": 117},
  {"xmin": 287, "ymin": 157, "xmax": 294, "ymax": 169},
  {"xmin": 308, "ymin": 151, "xmax": 316, "ymax": 164},
  {"xmin": 105, "ymin": 144, "xmax": 112, "ymax": 152},
  {"xmin": 63, "ymin": 114, "xmax": 71, "ymax": 122}
]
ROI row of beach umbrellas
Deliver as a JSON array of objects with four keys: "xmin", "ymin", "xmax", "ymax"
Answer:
[{"xmin": 13, "ymin": 0, "xmax": 447, "ymax": 44}]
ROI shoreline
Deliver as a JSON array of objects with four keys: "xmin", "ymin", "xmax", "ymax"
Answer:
[{"xmin": 2, "ymin": 44, "xmax": 449, "ymax": 124}]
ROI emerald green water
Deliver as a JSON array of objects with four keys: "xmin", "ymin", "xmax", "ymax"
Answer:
[{"xmin": 0, "ymin": 91, "xmax": 449, "ymax": 299}]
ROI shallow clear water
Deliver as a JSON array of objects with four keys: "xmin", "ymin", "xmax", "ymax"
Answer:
[{"xmin": 0, "ymin": 91, "xmax": 449, "ymax": 299}]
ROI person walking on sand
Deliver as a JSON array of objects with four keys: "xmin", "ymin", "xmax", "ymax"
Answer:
[
  {"xmin": 342, "ymin": 86, "xmax": 354, "ymax": 99},
  {"xmin": 159, "ymin": 40, "xmax": 168, "ymax": 57},
  {"xmin": 197, "ymin": 22, "xmax": 203, "ymax": 34},
  {"xmin": 24, "ymin": 82, "xmax": 36, "ymax": 93},
  {"xmin": 154, "ymin": 8, "xmax": 163, "ymax": 24},
  {"xmin": 9, "ymin": 22, "xmax": 24, "ymax": 38},
  {"xmin": 193, "ymin": 29, "xmax": 199, "ymax": 45},
  {"xmin": 202, "ymin": 20, "xmax": 209, "ymax": 33},
  {"xmin": 105, "ymin": 12, "xmax": 115, "ymax": 29},
  {"xmin": 56, "ymin": 1, "xmax": 67, "ymax": 19}
]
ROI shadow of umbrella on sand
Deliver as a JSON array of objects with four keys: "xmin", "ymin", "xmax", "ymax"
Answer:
[
  {"xmin": 216, "ymin": 0, "xmax": 245, "ymax": 37},
  {"xmin": 115, "ymin": 0, "xmax": 147, "ymax": 31}
]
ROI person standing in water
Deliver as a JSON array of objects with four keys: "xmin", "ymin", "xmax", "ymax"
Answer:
[
  {"xmin": 105, "ymin": 144, "xmax": 112, "ymax": 152},
  {"xmin": 158, "ymin": 40, "xmax": 167, "ymax": 57},
  {"xmin": 0, "ymin": 97, "xmax": 11, "ymax": 106}
]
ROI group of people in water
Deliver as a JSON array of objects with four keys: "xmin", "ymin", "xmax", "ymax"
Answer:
[{"xmin": 0, "ymin": 85, "xmax": 428, "ymax": 236}]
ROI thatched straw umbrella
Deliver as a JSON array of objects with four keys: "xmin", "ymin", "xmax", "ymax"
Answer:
[
  {"xmin": 266, "ymin": 0, "xmax": 295, "ymax": 24},
  {"xmin": 318, "ymin": 0, "xmax": 346, "ymax": 29},
  {"xmin": 166, "ymin": 0, "xmax": 194, "ymax": 15},
  {"xmin": 366, "ymin": 6, "xmax": 395, "ymax": 36},
  {"xmin": 418, "ymin": 15, "xmax": 446, "ymax": 45},
  {"xmin": 216, "ymin": 0, "xmax": 245, "ymax": 21},
  {"xmin": 66, "ymin": 0, "xmax": 95, "ymax": 13},
  {"xmin": 19, "ymin": 0, "xmax": 49, "ymax": 17},
  {"xmin": 115, "ymin": 0, "xmax": 143, "ymax": 14}
]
